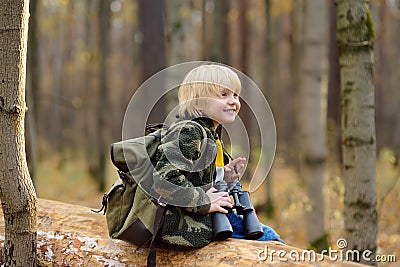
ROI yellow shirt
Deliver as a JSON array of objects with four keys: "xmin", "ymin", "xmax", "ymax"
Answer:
[{"xmin": 215, "ymin": 139, "xmax": 224, "ymax": 183}]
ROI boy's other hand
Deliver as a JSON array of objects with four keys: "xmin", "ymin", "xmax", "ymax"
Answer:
[
  {"xmin": 224, "ymin": 157, "xmax": 246, "ymax": 183},
  {"xmin": 206, "ymin": 187, "xmax": 232, "ymax": 214}
]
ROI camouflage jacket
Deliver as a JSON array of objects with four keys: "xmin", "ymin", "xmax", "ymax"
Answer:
[{"xmin": 153, "ymin": 117, "xmax": 220, "ymax": 247}]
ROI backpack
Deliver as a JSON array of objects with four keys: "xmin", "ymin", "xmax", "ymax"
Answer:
[{"xmin": 94, "ymin": 121, "xmax": 207, "ymax": 266}]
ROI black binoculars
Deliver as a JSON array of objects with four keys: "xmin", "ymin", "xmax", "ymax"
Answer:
[{"xmin": 212, "ymin": 180, "xmax": 264, "ymax": 241}]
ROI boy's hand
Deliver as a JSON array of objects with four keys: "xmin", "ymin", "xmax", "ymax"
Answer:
[
  {"xmin": 206, "ymin": 187, "xmax": 232, "ymax": 214},
  {"xmin": 224, "ymin": 157, "xmax": 246, "ymax": 183}
]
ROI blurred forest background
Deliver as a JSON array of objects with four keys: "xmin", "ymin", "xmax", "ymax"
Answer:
[{"xmin": 25, "ymin": 0, "xmax": 399, "ymax": 261}]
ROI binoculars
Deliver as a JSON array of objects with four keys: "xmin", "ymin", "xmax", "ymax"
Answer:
[{"xmin": 212, "ymin": 180, "xmax": 264, "ymax": 240}]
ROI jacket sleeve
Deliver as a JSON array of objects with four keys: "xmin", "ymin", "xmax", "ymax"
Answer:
[{"xmin": 152, "ymin": 122, "xmax": 212, "ymax": 214}]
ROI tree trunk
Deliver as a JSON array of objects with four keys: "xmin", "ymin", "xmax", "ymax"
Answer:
[
  {"xmin": 165, "ymin": 0, "xmax": 185, "ymax": 65},
  {"xmin": 290, "ymin": 0, "xmax": 304, "ymax": 171},
  {"xmin": 238, "ymin": 0, "xmax": 249, "ymax": 74},
  {"xmin": 165, "ymin": 0, "xmax": 185, "ymax": 115},
  {"xmin": 211, "ymin": 0, "xmax": 229, "ymax": 63},
  {"xmin": 327, "ymin": 0, "xmax": 342, "ymax": 164},
  {"xmin": 336, "ymin": 0, "xmax": 377, "ymax": 265},
  {"xmin": 296, "ymin": 0, "xmax": 328, "ymax": 252},
  {"xmin": 0, "ymin": 199, "xmax": 363, "ymax": 266},
  {"xmin": 385, "ymin": 1, "xmax": 400, "ymax": 153},
  {"xmin": 391, "ymin": 10, "xmax": 400, "ymax": 152},
  {"xmin": 0, "ymin": 1, "xmax": 38, "ymax": 265},
  {"xmin": 138, "ymin": 0, "xmax": 166, "ymax": 124},
  {"xmin": 26, "ymin": 0, "xmax": 40, "ymax": 187},
  {"xmin": 263, "ymin": 0, "xmax": 275, "ymax": 218},
  {"xmin": 374, "ymin": 0, "xmax": 386, "ymax": 151},
  {"xmin": 139, "ymin": 0, "xmax": 165, "ymax": 82},
  {"xmin": 96, "ymin": 0, "xmax": 112, "ymax": 192},
  {"xmin": 83, "ymin": 0, "xmax": 101, "ymax": 182}
]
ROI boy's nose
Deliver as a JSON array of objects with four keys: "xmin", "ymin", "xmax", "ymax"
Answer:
[{"xmin": 227, "ymin": 96, "xmax": 238, "ymax": 104}]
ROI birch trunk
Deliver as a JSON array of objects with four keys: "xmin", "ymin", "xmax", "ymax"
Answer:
[
  {"xmin": 336, "ymin": 0, "xmax": 377, "ymax": 265},
  {"xmin": 296, "ymin": 0, "xmax": 328, "ymax": 251},
  {"xmin": 0, "ymin": 0, "xmax": 38, "ymax": 265}
]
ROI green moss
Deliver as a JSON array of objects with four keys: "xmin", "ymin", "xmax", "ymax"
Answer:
[
  {"xmin": 343, "ymin": 136, "xmax": 375, "ymax": 148},
  {"xmin": 349, "ymin": 198, "xmax": 373, "ymax": 209},
  {"xmin": 308, "ymin": 233, "xmax": 330, "ymax": 252},
  {"xmin": 172, "ymin": 20, "xmax": 182, "ymax": 31},
  {"xmin": 342, "ymin": 88, "xmax": 352, "ymax": 96},
  {"xmin": 366, "ymin": 8, "xmax": 375, "ymax": 40},
  {"xmin": 344, "ymin": 164, "xmax": 354, "ymax": 170},
  {"xmin": 341, "ymin": 98, "xmax": 350, "ymax": 128}
]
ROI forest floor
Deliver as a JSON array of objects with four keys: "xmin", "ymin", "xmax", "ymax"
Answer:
[{"xmin": 35, "ymin": 149, "xmax": 399, "ymax": 266}]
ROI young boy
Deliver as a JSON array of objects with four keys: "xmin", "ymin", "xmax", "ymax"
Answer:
[{"xmin": 152, "ymin": 64, "xmax": 282, "ymax": 247}]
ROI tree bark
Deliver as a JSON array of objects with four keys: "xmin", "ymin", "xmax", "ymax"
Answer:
[
  {"xmin": 336, "ymin": 0, "xmax": 377, "ymax": 265},
  {"xmin": 96, "ymin": 0, "xmax": 112, "ymax": 192},
  {"xmin": 139, "ymin": 0, "xmax": 165, "ymax": 83},
  {"xmin": 375, "ymin": 0, "xmax": 386, "ymax": 151},
  {"xmin": 138, "ymin": 0, "xmax": 166, "ymax": 124},
  {"xmin": 385, "ymin": 1, "xmax": 400, "ymax": 153},
  {"xmin": 263, "ymin": 0, "xmax": 275, "ymax": 218},
  {"xmin": 327, "ymin": 0, "xmax": 342, "ymax": 164},
  {"xmin": 211, "ymin": 0, "xmax": 229, "ymax": 63},
  {"xmin": 165, "ymin": 0, "xmax": 185, "ymax": 65},
  {"xmin": 296, "ymin": 0, "xmax": 328, "ymax": 251},
  {"xmin": 0, "ymin": 0, "xmax": 38, "ymax": 265},
  {"xmin": 26, "ymin": 0, "xmax": 40, "ymax": 185},
  {"xmin": 0, "ymin": 199, "xmax": 363, "ymax": 266},
  {"xmin": 392, "ymin": 10, "xmax": 400, "ymax": 152}
]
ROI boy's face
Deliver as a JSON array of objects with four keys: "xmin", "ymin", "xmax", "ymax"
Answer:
[{"xmin": 200, "ymin": 87, "xmax": 241, "ymax": 128}]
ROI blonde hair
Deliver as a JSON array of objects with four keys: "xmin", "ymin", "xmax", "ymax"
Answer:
[{"xmin": 178, "ymin": 64, "xmax": 241, "ymax": 117}]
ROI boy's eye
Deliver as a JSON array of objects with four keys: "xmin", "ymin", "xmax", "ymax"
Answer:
[{"xmin": 221, "ymin": 92, "xmax": 227, "ymax": 96}]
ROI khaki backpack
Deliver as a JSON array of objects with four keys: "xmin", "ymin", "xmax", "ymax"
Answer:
[{"xmin": 94, "ymin": 121, "xmax": 206, "ymax": 266}]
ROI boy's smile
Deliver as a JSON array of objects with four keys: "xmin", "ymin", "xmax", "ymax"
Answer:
[{"xmin": 200, "ymin": 87, "xmax": 241, "ymax": 128}]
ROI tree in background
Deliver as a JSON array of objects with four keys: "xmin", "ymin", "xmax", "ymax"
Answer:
[
  {"xmin": 139, "ymin": 0, "xmax": 165, "ymax": 82},
  {"xmin": 263, "ymin": 0, "xmax": 275, "ymax": 218},
  {"xmin": 96, "ymin": 0, "xmax": 112, "ymax": 191},
  {"xmin": 138, "ymin": 0, "xmax": 166, "ymax": 124},
  {"xmin": 26, "ymin": 0, "xmax": 40, "ymax": 185},
  {"xmin": 211, "ymin": 0, "xmax": 229, "ymax": 63},
  {"xmin": 165, "ymin": 0, "xmax": 185, "ymax": 65},
  {"xmin": 0, "ymin": 0, "xmax": 38, "ymax": 265},
  {"xmin": 327, "ymin": 0, "xmax": 341, "ymax": 164},
  {"xmin": 295, "ymin": 0, "xmax": 329, "ymax": 251},
  {"xmin": 336, "ymin": 0, "xmax": 377, "ymax": 265}
]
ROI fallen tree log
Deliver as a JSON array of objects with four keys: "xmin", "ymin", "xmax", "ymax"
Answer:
[{"xmin": 0, "ymin": 199, "xmax": 364, "ymax": 266}]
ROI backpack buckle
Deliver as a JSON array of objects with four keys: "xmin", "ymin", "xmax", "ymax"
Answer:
[
  {"xmin": 91, "ymin": 193, "xmax": 109, "ymax": 214},
  {"xmin": 157, "ymin": 197, "xmax": 167, "ymax": 207},
  {"xmin": 117, "ymin": 170, "xmax": 133, "ymax": 186}
]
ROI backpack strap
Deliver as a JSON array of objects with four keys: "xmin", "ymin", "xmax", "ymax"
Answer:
[
  {"xmin": 147, "ymin": 199, "xmax": 166, "ymax": 267},
  {"xmin": 147, "ymin": 120, "xmax": 206, "ymax": 266},
  {"xmin": 172, "ymin": 120, "xmax": 207, "ymax": 140}
]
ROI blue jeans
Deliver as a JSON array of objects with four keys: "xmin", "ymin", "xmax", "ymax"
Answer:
[{"xmin": 226, "ymin": 211, "xmax": 284, "ymax": 243}]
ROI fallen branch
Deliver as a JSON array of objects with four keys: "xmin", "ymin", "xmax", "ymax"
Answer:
[{"xmin": 0, "ymin": 199, "xmax": 364, "ymax": 266}]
